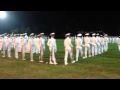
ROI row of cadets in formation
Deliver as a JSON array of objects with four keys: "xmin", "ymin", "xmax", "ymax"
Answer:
[
  {"xmin": 0, "ymin": 32, "xmax": 58, "ymax": 65},
  {"xmin": 63, "ymin": 32, "xmax": 110, "ymax": 65},
  {"xmin": 0, "ymin": 32, "xmax": 120, "ymax": 65}
]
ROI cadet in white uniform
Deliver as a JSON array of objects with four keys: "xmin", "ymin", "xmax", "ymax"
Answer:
[
  {"xmin": 27, "ymin": 33, "xmax": 36, "ymax": 62},
  {"xmin": 117, "ymin": 36, "xmax": 120, "ymax": 51},
  {"xmin": 104, "ymin": 34, "xmax": 108, "ymax": 52},
  {"xmin": 14, "ymin": 34, "xmax": 20, "ymax": 59},
  {"xmin": 6, "ymin": 34, "xmax": 12, "ymax": 58},
  {"xmin": 83, "ymin": 33, "xmax": 91, "ymax": 59},
  {"xmin": 96, "ymin": 33, "xmax": 101, "ymax": 54},
  {"xmin": 21, "ymin": 34, "xmax": 27, "ymax": 60},
  {"xmin": 25, "ymin": 33, "xmax": 29, "ymax": 41},
  {"xmin": 35, "ymin": 34, "xmax": 40, "ymax": 54},
  {"xmin": 91, "ymin": 33, "xmax": 97, "ymax": 56},
  {"xmin": 100, "ymin": 35, "xmax": 104, "ymax": 53},
  {"xmin": 64, "ymin": 33, "xmax": 75, "ymax": 65},
  {"xmin": 75, "ymin": 33, "xmax": 84, "ymax": 61},
  {"xmin": 47, "ymin": 33, "xmax": 57, "ymax": 65},
  {"xmin": 0, "ymin": 35, "xmax": 3, "ymax": 51},
  {"xmin": 39, "ymin": 33, "xmax": 45, "ymax": 63},
  {"xmin": 2, "ymin": 34, "xmax": 7, "ymax": 57}
]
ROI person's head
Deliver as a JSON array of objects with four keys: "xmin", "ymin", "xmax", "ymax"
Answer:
[
  {"xmin": 22, "ymin": 34, "xmax": 25, "ymax": 38},
  {"xmin": 85, "ymin": 33, "xmax": 89, "ymax": 37},
  {"xmin": 25, "ymin": 33, "xmax": 27, "ymax": 36},
  {"xmin": 50, "ymin": 33, "xmax": 55, "ymax": 38},
  {"xmin": 92, "ymin": 33, "xmax": 95, "ymax": 37},
  {"xmin": 65, "ymin": 33, "xmax": 70, "ymax": 38},
  {"xmin": 37, "ymin": 34, "xmax": 40, "ymax": 38},
  {"xmin": 7, "ymin": 34, "xmax": 10, "ymax": 38},
  {"xmin": 30, "ymin": 33, "xmax": 35, "ymax": 38},
  {"xmin": 40, "ymin": 33, "xmax": 44, "ymax": 38},
  {"xmin": 77, "ymin": 33, "xmax": 82, "ymax": 37}
]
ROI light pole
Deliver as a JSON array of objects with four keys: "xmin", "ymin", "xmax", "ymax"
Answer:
[{"xmin": 0, "ymin": 11, "xmax": 7, "ymax": 34}]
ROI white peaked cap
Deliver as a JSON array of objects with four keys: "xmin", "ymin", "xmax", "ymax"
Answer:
[
  {"xmin": 104, "ymin": 34, "xmax": 107, "ymax": 36},
  {"xmin": 66, "ymin": 33, "xmax": 70, "ymax": 36},
  {"xmin": 96, "ymin": 33, "xmax": 99, "ymax": 35},
  {"xmin": 40, "ymin": 33, "xmax": 44, "ymax": 35},
  {"xmin": 50, "ymin": 32, "xmax": 55, "ymax": 35},
  {"xmin": 92, "ymin": 33, "xmax": 95, "ymax": 36},
  {"xmin": 37, "ymin": 34, "xmax": 40, "ymax": 36},
  {"xmin": 30, "ymin": 33, "xmax": 34, "ymax": 36},
  {"xmin": 77, "ymin": 34, "xmax": 82, "ymax": 36},
  {"xmin": 85, "ymin": 33, "xmax": 89, "ymax": 35},
  {"xmin": 22, "ymin": 34, "xmax": 25, "ymax": 36}
]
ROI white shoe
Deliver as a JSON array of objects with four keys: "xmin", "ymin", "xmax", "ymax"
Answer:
[
  {"xmin": 89, "ymin": 55, "xmax": 91, "ymax": 57},
  {"xmin": 30, "ymin": 60, "xmax": 34, "ymax": 62},
  {"xmin": 39, "ymin": 60, "xmax": 43, "ymax": 63},
  {"xmin": 65, "ymin": 63, "xmax": 68, "ymax": 65},
  {"xmin": 2, "ymin": 56, "xmax": 5, "ymax": 57},
  {"xmin": 49, "ymin": 62, "xmax": 54, "ymax": 64},
  {"xmin": 71, "ymin": 60, "xmax": 75, "ymax": 63},
  {"xmin": 83, "ymin": 56, "xmax": 87, "ymax": 59},
  {"xmin": 54, "ymin": 63, "xmax": 58, "ymax": 65}
]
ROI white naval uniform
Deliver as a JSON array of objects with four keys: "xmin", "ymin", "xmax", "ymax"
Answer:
[
  {"xmin": 104, "ymin": 36, "xmax": 108, "ymax": 52},
  {"xmin": 2, "ymin": 36, "xmax": 7, "ymax": 57},
  {"xmin": 6, "ymin": 37, "xmax": 12, "ymax": 57},
  {"xmin": 83, "ymin": 36, "xmax": 91, "ymax": 58},
  {"xmin": 91, "ymin": 36, "xmax": 97, "ymax": 56},
  {"xmin": 117, "ymin": 38, "xmax": 120, "ymax": 51},
  {"xmin": 21, "ymin": 37, "xmax": 27, "ymax": 60},
  {"xmin": 14, "ymin": 37, "xmax": 20, "ymax": 59},
  {"xmin": 0, "ymin": 37, "xmax": 3, "ymax": 50},
  {"xmin": 64, "ymin": 37, "xmax": 73, "ymax": 65},
  {"xmin": 47, "ymin": 37, "xmax": 57, "ymax": 64},
  {"xmin": 27, "ymin": 37, "xmax": 36, "ymax": 61},
  {"xmin": 75, "ymin": 37, "xmax": 84, "ymax": 61},
  {"xmin": 96, "ymin": 36, "xmax": 101, "ymax": 54},
  {"xmin": 100, "ymin": 37, "xmax": 104, "ymax": 53},
  {"xmin": 39, "ymin": 37, "xmax": 45, "ymax": 61},
  {"xmin": 35, "ymin": 37, "xmax": 40, "ymax": 54},
  {"xmin": 18, "ymin": 37, "xmax": 22, "ymax": 52}
]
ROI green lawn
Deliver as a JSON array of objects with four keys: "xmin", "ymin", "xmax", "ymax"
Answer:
[{"xmin": 0, "ymin": 39, "xmax": 120, "ymax": 79}]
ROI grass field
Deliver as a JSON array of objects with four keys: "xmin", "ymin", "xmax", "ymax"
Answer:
[{"xmin": 0, "ymin": 39, "xmax": 120, "ymax": 79}]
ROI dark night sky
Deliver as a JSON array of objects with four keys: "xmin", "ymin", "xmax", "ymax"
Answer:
[{"xmin": 1, "ymin": 11, "xmax": 120, "ymax": 38}]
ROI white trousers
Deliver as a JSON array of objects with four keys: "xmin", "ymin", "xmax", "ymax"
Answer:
[
  {"xmin": 49, "ymin": 47, "xmax": 57, "ymax": 63},
  {"xmin": 21, "ymin": 45, "xmax": 26, "ymax": 60},
  {"xmin": 39, "ymin": 47, "xmax": 44, "ymax": 61},
  {"xmin": 15, "ymin": 44, "xmax": 19, "ymax": 59},
  {"xmin": 7, "ymin": 45, "xmax": 11, "ymax": 57},
  {"xmin": 84, "ymin": 45, "xmax": 91, "ymax": 57},
  {"xmin": 118, "ymin": 45, "xmax": 120, "ymax": 51},
  {"xmin": 104, "ymin": 42, "xmax": 107, "ymax": 51},
  {"xmin": 64, "ymin": 48, "xmax": 73, "ymax": 64},
  {"xmin": 92, "ymin": 44, "xmax": 96, "ymax": 56},
  {"xmin": 76, "ymin": 47, "xmax": 83, "ymax": 61},
  {"xmin": 30, "ymin": 45, "xmax": 35, "ymax": 60}
]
